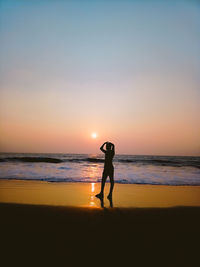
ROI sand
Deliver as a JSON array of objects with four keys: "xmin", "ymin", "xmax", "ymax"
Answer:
[
  {"xmin": 0, "ymin": 179, "xmax": 200, "ymax": 207},
  {"xmin": 1, "ymin": 203, "xmax": 200, "ymax": 266},
  {"xmin": 1, "ymin": 180, "xmax": 200, "ymax": 266}
]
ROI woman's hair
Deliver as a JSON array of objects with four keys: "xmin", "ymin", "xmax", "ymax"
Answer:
[{"xmin": 106, "ymin": 142, "xmax": 112, "ymax": 150}]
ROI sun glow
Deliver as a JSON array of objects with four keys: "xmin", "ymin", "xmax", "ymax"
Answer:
[{"xmin": 91, "ymin": 132, "xmax": 97, "ymax": 139}]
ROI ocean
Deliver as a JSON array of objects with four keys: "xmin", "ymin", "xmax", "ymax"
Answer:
[{"xmin": 0, "ymin": 153, "xmax": 200, "ymax": 186}]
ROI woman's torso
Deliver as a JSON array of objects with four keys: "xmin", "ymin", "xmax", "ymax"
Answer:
[{"xmin": 104, "ymin": 150, "xmax": 114, "ymax": 169}]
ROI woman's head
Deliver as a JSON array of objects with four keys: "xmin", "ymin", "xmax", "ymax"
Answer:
[{"xmin": 106, "ymin": 142, "xmax": 112, "ymax": 150}]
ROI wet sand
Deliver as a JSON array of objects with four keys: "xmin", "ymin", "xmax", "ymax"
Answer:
[{"xmin": 0, "ymin": 179, "xmax": 200, "ymax": 208}]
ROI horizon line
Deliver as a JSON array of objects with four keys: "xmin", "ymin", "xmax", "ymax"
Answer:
[{"xmin": 0, "ymin": 151, "xmax": 199, "ymax": 157}]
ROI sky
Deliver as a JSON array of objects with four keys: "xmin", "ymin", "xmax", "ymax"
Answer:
[{"xmin": 0, "ymin": 0, "xmax": 200, "ymax": 155}]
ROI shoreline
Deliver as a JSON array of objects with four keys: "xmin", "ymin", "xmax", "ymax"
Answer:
[{"xmin": 1, "ymin": 177, "xmax": 200, "ymax": 186}]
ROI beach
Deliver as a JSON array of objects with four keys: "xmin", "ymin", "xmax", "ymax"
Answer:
[
  {"xmin": 1, "ymin": 179, "xmax": 200, "ymax": 207},
  {"xmin": 1, "ymin": 203, "xmax": 200, "ymax": 266},
  {"xmin": 1, "ymin": 180, "xmax": 200, "ymax": 266}
]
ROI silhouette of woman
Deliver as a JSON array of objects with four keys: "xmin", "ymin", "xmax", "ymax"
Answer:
[{"xmin": 96, "ymin": 142, "xmax": 115, "ymax": 200}]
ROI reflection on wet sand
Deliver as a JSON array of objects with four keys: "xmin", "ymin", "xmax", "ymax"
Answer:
[
  {"xmin": 91, "ymin": 182, "xmax": 95, "ymax": 193},
  {"xmin": 88, "ymin": 166, "xmax": 99, "ymax": 207},
  {"xmin": 89, "ymin": 195, "xmax": 96, "ymax": 207},
  {"xmin": 86, "ymin": 165, "xmax": 99, "ymax": 208},
  {"xmin": 89, "ymin": 183, "xmax": 96, "ymax": 206},
  {"xmin": 89, "ymin": 182, "xmax": 114, "ymax": 208}
]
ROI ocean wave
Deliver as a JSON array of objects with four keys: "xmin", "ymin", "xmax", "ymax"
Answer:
[
  {"xmin": 119, "ymin": 158, "xmax": 200, "ymax": 168},
  {"xmin": 0, "ymin": 157, "xmax": 62, "ymax": 163},
  {"xmin": 0, "ymin": 156, "xmax": 199, "ymax": 168},
  {"xmin": 0, "ymin": 157, "xmax": 104, "ymax": 164},
  {"xmin": 63, "ymin": 158, "xmax": 104, "ymax": 163}
]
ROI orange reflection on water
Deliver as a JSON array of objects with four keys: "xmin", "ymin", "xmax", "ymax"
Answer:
[
  {"xmin": 86, "ymin": 164, "xmax": 101, "ymax": 180},
  {"xmin": 91, "ymin": 183, "xmax": 95, "ymax": 192},
  {"xmin": 89, "ymin": 185, "xmax": 97, "ymax": 207},
  {"xmin": 81, "ymin": 163, "xmax": 100, "ymax": 207},
  {"xmin": 89, "ymin": 195, "xmax": 96, "ymax": 207}
]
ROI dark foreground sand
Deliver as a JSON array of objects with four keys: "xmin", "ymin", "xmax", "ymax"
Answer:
[{"xmin": 1, "ymin": 203, "xmax": 200, "ymax": 267}]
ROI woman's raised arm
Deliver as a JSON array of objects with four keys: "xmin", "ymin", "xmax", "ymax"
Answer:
[
  {"xmin": 111, "ymin": 143, "xmax": 115, "ymax": 156},
  {"xmin": 100, "ymin": 142, "xmax": 107, "ymax": 153}
]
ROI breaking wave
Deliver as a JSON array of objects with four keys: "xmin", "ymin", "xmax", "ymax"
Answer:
[{"xmin": 0, "ymin": 155, "xmax": 199, "ymax": 168}]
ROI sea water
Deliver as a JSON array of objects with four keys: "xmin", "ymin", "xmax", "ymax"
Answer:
[{"xmin": 0, "ymin": 153, "xmax": 200, "ymax": 185}]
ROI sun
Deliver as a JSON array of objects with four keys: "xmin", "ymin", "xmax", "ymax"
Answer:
[{"xmin": 91, "ymin": 132, "xmax": 97, "ymax": 139}]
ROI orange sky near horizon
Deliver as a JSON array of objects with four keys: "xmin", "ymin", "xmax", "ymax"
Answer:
[{"xmin": 0, "ymin": 77, "xmax": 199, "ymax": 155}]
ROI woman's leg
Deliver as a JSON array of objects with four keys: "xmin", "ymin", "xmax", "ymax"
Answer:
[
  {"xmin": 108, "ymin": 170, "xmax": 114, "ymax": 198},
  {"xmin": 96, "ymin": 171, "xmax": 107, "ymax": 198},
  {"xmin": 100, "ymin": 171, "xmax": 107, "ymax": 195}
]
